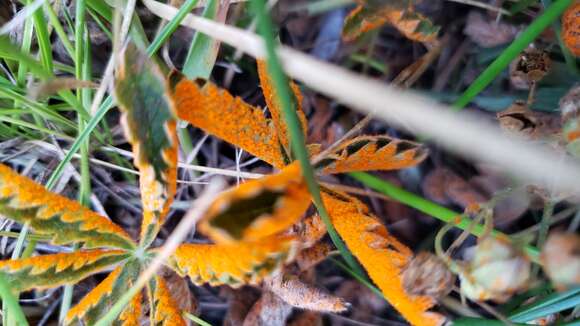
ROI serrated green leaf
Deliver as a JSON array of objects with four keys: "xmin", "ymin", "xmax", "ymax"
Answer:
[
  {"xmin": 0, "ymin": 249, "xmax": 128, "ymax": 292},
  {"xmin": 0, "ymin": 164, "xmax": 136, "ymax": 250},
  {"xmin": 115, "ymin": 43, "xmax": 178, "ymax": 247}
]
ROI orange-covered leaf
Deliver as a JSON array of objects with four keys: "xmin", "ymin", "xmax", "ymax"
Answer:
[
  {"xmin": 170, "ymin": 71, "xmax": 286, "ymax": 168},
  {"xmin": 0, "ymin": 249, "xmax": 128, "ymax": 292},
  {"xmin": 65, "ymin": 260, "xmax": 141, "ymax": 325},
  {"xmin": 257, "ymin": 60, "xmax": 308, "ymax": 160},
  {"xmin": 115, "ymin": 43, "xmax": 178, "ymax": 246},
  {"xmin": 316, "ymin": 135, "xmax": 427, "ymax": 174},
  {"xmin": 199, "ymin": 162, "xmax": 311, "ymax": 243},
  {"xmin": 168, "ymin": 236, "xmax": 294, "ymax": 287},
  {"xmin": 343, "ymin": 0, "xmax": 440, "ymax": 43},
  {"xmin": 321, "ymin": 190, "xmax": 445, "ymax": 326},
  {"xmin": 151, "ymin": 276, "xmax": 187, "ymax": 326},
  {"xmin": 0, "ymin": 164, "xmax": 135, "ymax": 250}
]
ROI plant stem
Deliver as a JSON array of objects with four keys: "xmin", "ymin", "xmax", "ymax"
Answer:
[
  {"xmin": 249, "ymin": 0, "xmax": 365, "ymax": 277},
  {"xmin": 349, "ymin": 171, "xmax": 541, "ymax": 262}
]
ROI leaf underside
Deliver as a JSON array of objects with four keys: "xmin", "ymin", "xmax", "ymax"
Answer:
[
  {"xmin": 115, "ymin": 43, "xmax": 178, "ymax": 246},
  {"xmin": 65, "ymin": 259, "xmax": 141, "ymax": 326},
  {"xmin": 0, "ymin": 249, "xmax": 128, "ymax": 292},
  {"xmin": 168, "ymin": 236, "xmax": 294, "ymax": 288},
  {"xmin": 199, "ymin": 161, "xmax": 310, "ymax": 243},
  {"xmin": 151, "ymin": 276, "xmax": 187, "ymax": 326},
  {"xmin": 316, "ymin": 135, "xmax": 428, "ymax": 174},
  {"xmin": 321, "ymin": 189, "xmax": 444, "ymax": 326},
  {"xmin": 0, "ymin": 164, "xmax": 135, "ymax": 250},
  {"xmin": 343, "ymin": 0, "xmax": 440, "ymax": 43},
  {"xmin": 257, "ymin": 60, "xmax": 308, "ymax": 162},
  {"xmin": 170, "ymin": 71, "xmax": 287, "ymax": 169}
]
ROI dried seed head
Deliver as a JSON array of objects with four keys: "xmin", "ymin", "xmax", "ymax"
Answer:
[
  {"xmin": 541, "ymin": 232, "xmax": 580, "ymax": 291},
  {"xmin": 402, "ymin": 252, "xmax": 455, "ymax": 300},
  {"xmin": 459, "ymin": 237, "xmax": 530, "ymax": 302},
  {"xmin": 509, "ymin": 48, "xmax": 551, "ymax": 88}
]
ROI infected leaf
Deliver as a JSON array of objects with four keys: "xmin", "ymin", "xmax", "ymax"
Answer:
[
  {"xmin": 257, "ymin": 60, "xmax": 308, "ymax": 161},
  {"xmin": 266, "ymin": 274, "xmax": 348, "ymax": 312},
  {"xmin": 168, "ymin": 236, "xmax": 294, "ymax": 287},
  {"xmin": 0, "ymin": 163, "xmax": 135, "ymax": 250},
  {"xmin": 115, "ymin": 43, "xmax": 178, "ymax": 246},
  {"xmin": 170, "ymin": 71, "xmax": 286, "ymax": 168},
  {"xmin": 0, "ymin": 249, "xmax": 128, "ymax": 292},
  {"xmin": 562, "ymin": 1, "xmax": 580, "ymax": 57},
  {"xmin": 322, "ymin": 190, "xmax": 444, "ymax": 326},
  {"xmin": 342, "ymin": 0, "xmax": 440, "ymax": 43},
  {"xmin": 316, "ymin": 135, "xmax": 427, "ymax": 174},
  {"xmin": 289, "ymin": 214, "xmax": 327, "ymax": 248},
  {"xmin": 66, "ymin": 260, "xmax": 141, "ymax": 326},
  {"xmin": 152, "ymin": 276, "xmax": 187, "ymax": 326},
  {"xmin": 199, "ymin": 162, "xmax": 310, "ymax": 243},
  {"xmin": 118, "ymin": 288, "xmax": 143, "ymax": 326},
  {"xmin": 295, "ymin": 241, "xmax": 332, "ymax": 272}
]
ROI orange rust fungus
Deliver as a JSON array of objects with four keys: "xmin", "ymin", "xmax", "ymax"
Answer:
[
  {"xmin": 172, "ymin": 77, "xmax": 286, "ymax": 168},
  {"xmin": 66, "ymin": 267, "xmax": 123, "ymax": 323},
  {"xmin": 322, "ymin": 192, "xmax": 445, "ymax": 326},
  {"xmin": 0, "ymin": 164, "xmax": 135, "ymax": 249},
  {"xmin": 154, "ymin": 276, "xmax": 187, "ymax": 326},
  {"xmin": 562, "ymin": 1, "xmax": 580, "ymax": 57},
  {"xmin": 320, "ymin": 136, "xmax": 427, "ymax": 174},
  {"xmin": 343, "ymin": 1, "xmax": 439, "ymax": 43},
  {"xmin": 119, "ymin": 289, "xmax": 143, "ymax": 326},
  {"xmin": 199, "ymin": 162, "xmax": 311, "ymax": 244},
  {"xmin": 257, "ymin": 60, "xmax": 308, "ymax": 155},
  {"xmin": 170, "ymin": 236, "xmax": 294, "ymax": 287}
]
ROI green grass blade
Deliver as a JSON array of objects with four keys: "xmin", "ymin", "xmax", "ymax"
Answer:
[
  {"xmin": 30, "ymin": 0, "xmax": 54, "ymax": 71},
  {"xmin": 147, "ymin": 0, "xmax": 201, "ymax": 56},
  {"xmin": 182, "ymin": 0, "xmax": 219, "ymax": 79},
  {"xmin": 349, "ymin": 171, "xmax": 541, "ymax": 262},
  {"xmin": 509, "ymin": 287, "xmax": 580, "ymax": 322},
  {"xmin": 184, "ymin": 312, "xmax": 213, "ymax": 326},
  {"xmin": 44, "ymin": 1, "xmax": 75, "ymax": 61},
  {"xmin": 453, "ymin": 317, "xmax": 528, "ymax": 326},
  {"xmin": 250, "ymin": 0, "xmax": 366, "ymax": 278},
  {"xmin": 453, "ymin": 0, "xmax": 573, "ymax": 110},
  {"xmin": 0, "ymin": 273, "xmax": 28, "ymax": 326}
]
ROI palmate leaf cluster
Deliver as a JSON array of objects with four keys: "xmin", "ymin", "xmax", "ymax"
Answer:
[
  {"xmin": 1, "ymin": 43, "xmax": 440, "ymax": 325},
  {"xmin": 0, "ymin": 44, "xmax": 296, "ymax": 325}
]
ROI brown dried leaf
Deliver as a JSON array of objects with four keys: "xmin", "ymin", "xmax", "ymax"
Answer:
[
  {"xmin": 266, "ymin": 274, "xmax": 349, "ymax": 312},
  {"xmin": 541, "ymin": 232, "xmax": 580, "ymax": 291},
  {"xmin": 463, "ymin": 11, "xmax": 519, "ymax": 48},
  {"xmin": 295, "ymin": 241, "xmax": 332, "ymax": 272},
  {"xmin": 243, "ymin": 291, "xmax": 292, "ymax": 326}
]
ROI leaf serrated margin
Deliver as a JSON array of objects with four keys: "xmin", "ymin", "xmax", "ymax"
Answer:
[
  {"xmin": 115, "ymin": 43, "xmax": 178, "ymax": 246},
  {"xmin": 0, "ymin": 164, "xmax": 135, "ymax": 250},
  {"xmin": 0, "ymin": 249, "xmax": 128, "ymax": 292},
  {"xmin": 168, "ymin": 236, "xmax": 294, "ymax": 287},
  {"xmin": 322, "ymin": 191, "xmax": 445, "ymax": 326},
  {"xmin": 65, "ymin": 259, "xmax": 141, "ymax": 325},
  {"xmin": 152, "ymin": 276, "xmax": 187, "ymax": 326},
  {"xmin": 170, "ymin": 71, "xmax": 286, "ymax": 168}
]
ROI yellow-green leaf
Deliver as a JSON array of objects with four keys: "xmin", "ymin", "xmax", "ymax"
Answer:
[
  {"xmin": 0, "ymin": 249, "xmax": 128, "ymax": 292},
  {"xmin": 65, "ymin": 259, "xmax": 141, "ymax": 325},
  {"xmin": 321, "ymin": 190, "xmax": 444, "ymax": 326},
  {"xmin": 0, "ymin": 164, "xmax": 135, "ymax": 250},
  {"xmin": 168, "ymin": 236, "xmax": 294, "ymax": 287},
  {"xmin": 316, "ymin": 135, "xmax": 427, "ymax": 174},
  {"xmin": 170, "ymin": 71, "xmax": 286, "ymax": 168},
  {"xmin": 115, "ymin": 43, "xmax": 178, "ymax": 246},
  {"xmin": 199, "ymin": 162, "xmax": 311, "ymax": 243},
  {"xmin": 343, "ymin": 0, "xmax": 440, "ymax": 43}
]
